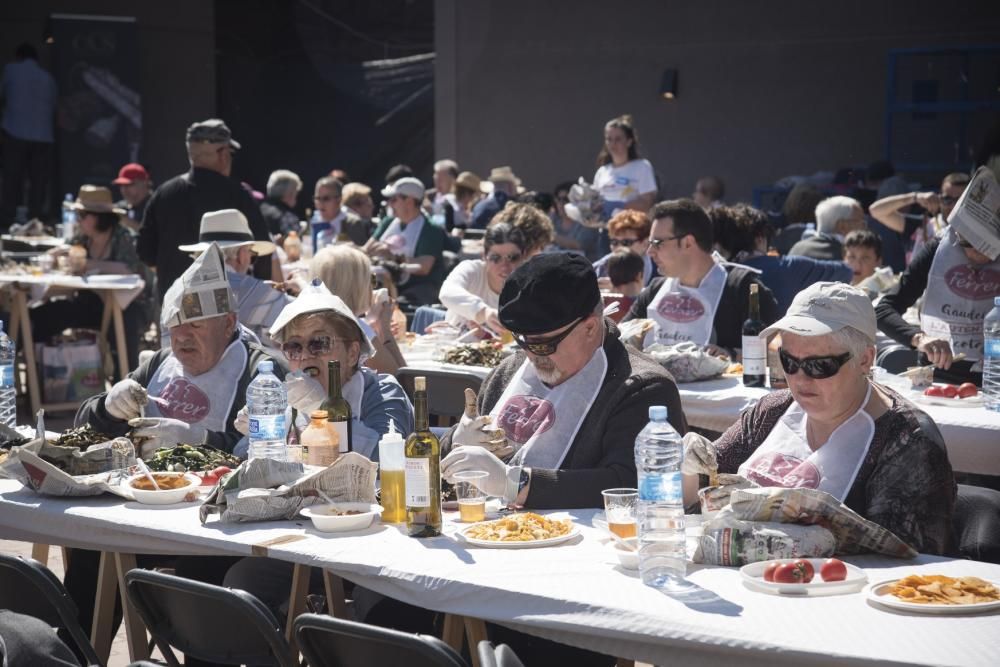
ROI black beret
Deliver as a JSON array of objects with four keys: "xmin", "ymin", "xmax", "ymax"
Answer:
[{"xmin": 498, "ymin": 252, "xmax": 601, "ymax": 335}]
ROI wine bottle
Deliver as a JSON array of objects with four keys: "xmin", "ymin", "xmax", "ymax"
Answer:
[
  {"xmin": 741, "ymin": 283, "xmax": 767, "ymax": 387},
  {"xmin": 405, "ymin": 376, "xmax": 442, "ymax": 537},
  {"xmin": 320, "ymin": 360, "xmax": 352, "ymax": 453}
]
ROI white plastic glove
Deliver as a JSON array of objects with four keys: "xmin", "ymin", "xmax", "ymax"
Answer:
[
  {"xmin": 441, "ymin": 446, "xmax": 511, "ymax": 498},
  {"xmin": 452, "ymin": 389, "xmax": 512, "ymax": 458},
  {"xmin": 285, "ymin": 371, "xmax": 327, "ymax": 413},
  {"xmin": 105, "ymin": 379, "xmax": 147, "ymax": 421},
  {"xmin": 680, "ymin": 432, "xmax": 718, "ymax": 478},
  {"xmin": 128, "ymin": 418, "xmax": 207, "ymax": 458},
  {"xmin": 233, "ymin": 405, "xmax": 249, "ymax": 436}
]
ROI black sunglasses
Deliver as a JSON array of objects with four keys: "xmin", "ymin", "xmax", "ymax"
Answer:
[
  {"xmin": 778, "ymin": 348, "xmax": 852, "ymax": 379},
  {"xmin": 486, "ymin": 252, "xmax": 523, "ymax": 264},
  {"xmin": 281, "ymin": 335, "xmax": 346, "ymax": 360},
  {"xmin": 512, "ymin": 317, "xmax": 586, "ymax": 356},
  {"xmin": 609, "ymin": 237, "xmax": 643, "ymax": 248}
]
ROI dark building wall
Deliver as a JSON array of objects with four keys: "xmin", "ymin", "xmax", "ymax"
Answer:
[{"xmin": 435, "ymin": 0, "xmax": 1000, "ymax": 202}]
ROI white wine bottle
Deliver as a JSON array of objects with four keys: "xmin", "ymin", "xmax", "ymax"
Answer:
[
  {"xmin": 405, "ymin": 376, "xmax": 442, "ymax": 537},
  {"xmin": 320, "ymin": 360, "xmax": 352, "ymax": 453}
]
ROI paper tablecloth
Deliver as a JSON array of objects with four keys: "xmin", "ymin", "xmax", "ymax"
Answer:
[{"xmin": 0, "ymin": 273, "xmax": 146, "ymax": 310}]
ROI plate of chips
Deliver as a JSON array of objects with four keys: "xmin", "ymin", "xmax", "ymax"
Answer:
[
  {"xmin": 866, "ymin": 574, "xmax": 1000, "ymax": 614},
  {"xmin": 458, "ymin": 512, "xmax": 579, "ymax": 548}
]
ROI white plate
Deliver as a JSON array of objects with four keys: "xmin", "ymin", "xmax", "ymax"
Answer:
[
  {"xmin": 301, "ymin": 503, "xmax": 383, "ymax": 533},
  {"xmin": 124, "ymin": 472, "xmax": 201, "ymax": 505},
  {"xmin": 740, "ymin": 559, "xmax": 868, "ymax": 596},
  {"xmin": 910, "ymin": 389, "xmax": 984, "ymax": 408},
  {"xmin": 865, "ymin": 578, "xmax": 1000, "ymax": 614},
  {"xmin": 457, "ymin": 520, "xmax": 580, "ymax": 549}
]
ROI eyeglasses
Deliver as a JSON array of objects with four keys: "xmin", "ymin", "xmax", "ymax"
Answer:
[
  {"xmin": 511, "ymin": 317, "xmax": 586, "ymax": 356},
  {"xmin": 313, "ymin": 195, "xmax": 339, "ymax": 202},
  {"xmin": 648, "ymin": 234, "xmax": 686, "ymax": 249},
  {"xmin": 609, "ymin": 237, "xmax": 643, "ymax": 248},
  {"xmin": 778, "ymin": 348, "xmax": 852, "ymax": 379},
  {"xmin": 486, "ymin": 252, "xmax": 523, "ymax": 264},
  {"xmin": 281, "ymin": 336, "xmax": 348, "ymax": 360},
  {"xmin": 939, "ymin": 195, "xmax": 958, "ymax": 205}
]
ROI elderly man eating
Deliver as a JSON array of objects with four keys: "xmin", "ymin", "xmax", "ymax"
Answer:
[
  {"xmin": 441, "ymin": 252, "xmax": 686, "ymax": 510},
  {"xmin": 77, "ymin": 243, "xmax": 281, "ymax": 456}
]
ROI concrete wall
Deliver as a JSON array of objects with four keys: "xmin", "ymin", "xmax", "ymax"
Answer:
[{"xmin": 435, "ymin": 0, "xmax": 1000, "ymax": 202}]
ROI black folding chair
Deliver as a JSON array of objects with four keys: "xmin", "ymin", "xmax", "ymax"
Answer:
[
  {"xmin": 477, "ymin": 640, "xmax": 526, "ymax": 667},
  {"xmin": 123, "ymin": 568, "xmax": 297, "ymax": 667},
  {"xmin": 0, "ymin": 553, "xmax": 103, "ymax": 667},
  {"xmin": 396, "ymin": 366, "xmax": 485, "ymax": 426},
  {"xmin": 294, "ymin": 612, "xmax": 468, "ymax": 667}
]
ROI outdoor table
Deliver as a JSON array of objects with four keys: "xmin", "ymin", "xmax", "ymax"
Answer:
[
  {"xmin": 2, "ymin": 477, "xmax": 1000, "ymax": 667},
  {"xmin": 0, "ymin": 272, "xmax": 144, "ymax": 415},
  {"xmin": 399, "ymin": 334, "xmax": 493, "ymax": 380}
]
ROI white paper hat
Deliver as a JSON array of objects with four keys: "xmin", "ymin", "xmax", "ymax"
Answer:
[
  {"xmin": 268, "ymin": 279, "xmax": 376, "ymax": 363},
  {"xmin": 161, "ymin": 242, "xmax": 238, "ymax": 329}
]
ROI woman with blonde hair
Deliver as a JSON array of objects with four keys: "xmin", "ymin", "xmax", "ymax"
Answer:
[{"xmin": 310, "ymin": 244, "xmax": 406, "ymax": 375}]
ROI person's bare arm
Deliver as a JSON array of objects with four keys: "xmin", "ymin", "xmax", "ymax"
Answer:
[
  {"xmin": 403, "ymin": 255, "xmax": 435, "ymax": 276},
  {"xmin": 870, "ymin": 192, "xmax": 939, "ymax": 233}
]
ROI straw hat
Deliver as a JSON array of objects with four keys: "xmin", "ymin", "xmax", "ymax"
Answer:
[
  {"xmin": 71, "ymin": 185, "xmax": 126, "ymax": 216},
  {"xmin": 454, "ymin": 171, "xmax": 482, "ymax": 192},
  {"xmin": 178, "ymin": 209, "xmax": 276, "ymax": 256}
]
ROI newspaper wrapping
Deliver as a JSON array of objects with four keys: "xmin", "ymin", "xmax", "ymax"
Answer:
[
  {"xmin": 0, "ymin": 437, "xmax": 136, "ymax": 498},
  {"xmin": 199, "ymin": 452, "xmax": 378, "ymax": 523},
  {"xmin": 947, "ymin": 165, "xmax": 1000, "ymax": 261},
  {"xmin": 694, "ymin": 517, "xmax": 837, "ymax": 566}
]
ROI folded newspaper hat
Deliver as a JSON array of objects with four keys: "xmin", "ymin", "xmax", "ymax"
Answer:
[
  {"xmin": 268, "ymin": 279, "xmax": 375, "ymax": 363},
  {"xmin": 161, "ymin": 242, "xmax": 238, "ymax": 329},
  {"xmin": 178, "ymin": 209, "xmax": 275, "ymax": 256},
  {"xmin": 499, "ymin": 252, "xmax": 601, "ymax": 335},
  {"xmin": 760, "ymin": 281, "xmax": 877, "ymax": 343}
]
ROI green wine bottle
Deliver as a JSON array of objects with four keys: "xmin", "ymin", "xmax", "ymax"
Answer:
[
  {"xmin": 320, "ymin": 360, "xmax": 352, "ymax": 453},
  {"xmin": 405, "ymin": 376, "xmax": 442, "ymax": 537}
]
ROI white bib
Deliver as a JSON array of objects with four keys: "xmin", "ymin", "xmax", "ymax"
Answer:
[
  {"xmin": 145, "ymin": 340, "xmax": 247, "ymax": 434},
  {"xmin": 920, "ymin": 228, "xmax": 1000, "ymax": 364},
  {"xmin": 380, "ymin": 215, "xmax": 425, "ymax": 259},
  {"xmin": 489, "ymin": 348, "xmax": 608, "ymax": 470},
  {"xmin": 644, "ymin": 262, "xmax": 727, "ymax": 348},
  {"xmin": 738, "ymin": 385, "xmax": 875, "ymax": 502}
]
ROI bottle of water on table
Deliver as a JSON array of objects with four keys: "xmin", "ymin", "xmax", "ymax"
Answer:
[
  {"xmin": 246, "ymin": 360, "xmax": 288, "ymax": 460},
  {"xmin": 635, "ymin": 405, "xmax": 686, "ymax": 590},
  {"xmin": 0, "ymin": 321, "xmax": 15, "ymax": 427},
  {"xmin": 984, "ymin": 297, "xmax": 1000, "ymax": 412}
]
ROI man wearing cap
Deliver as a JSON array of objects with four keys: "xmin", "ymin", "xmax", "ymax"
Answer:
[
  {"xmin": 137, "ymin": 118, "xmax": 271, "ymax": 304},
  {"xmin": 179, "ymin": 209, "xmax": 290, "ymax": 346},
  {"xmin": 470, "ymin": 166, "xmax": 520, "ymax": 229},
  {"xmin": 681, "ymin": 281, "xmax": 955, "ymax": 555},
  {"xmin": 77, "ymin": 242, "xmax": 283, "ymax": 456},
  {"xmin": 112, "ymin": 162, "xmax": 152, "ymax": 232},
  {"xmin": 440, "ymin": 252, "xmax": 687, "ymax": 510},
  {"xmin": 366, "ymin": 176, "xmax": 447, "ymax": 306}
]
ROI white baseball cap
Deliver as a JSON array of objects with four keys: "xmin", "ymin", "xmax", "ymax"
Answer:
[
  {"xmin": 380, "ymin": 177, "xmax": 425, "ymax": 201},
  {"xmin": 760, "ymin": 281, "xmax": 877, "ymax": 343}
]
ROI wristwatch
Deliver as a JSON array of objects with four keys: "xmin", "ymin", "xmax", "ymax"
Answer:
[{"xmin": 504, "ymin": 465, "xmax": 531, "ymax": 508}]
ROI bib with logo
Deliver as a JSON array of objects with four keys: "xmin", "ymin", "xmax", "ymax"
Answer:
[
  {"xmin": 737, "ymin": 385, "xmax": 875, "ymax": 501},
  {"xmin": 644, "ymin": 262, "xmax": 726, "ymax": 348},
  {"xmin": 489, "ymin": 348, "xmax": 608, "ymax": 470}
]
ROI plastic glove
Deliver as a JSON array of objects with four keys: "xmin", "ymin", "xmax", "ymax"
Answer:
[
  {"xmin": 681, "ymin": 432, "xmax": 718, "ymax": 479},
  {"xmin": 451, "ymin": 389, "xmax": 513, "ymax": 458},
  {"xmin": 441, "ymin": 446, "xmax": 510, "ymax": 498},
  {"xmin": 128, "ymin": 418, "xmax": 207, "ymax": 459},
  {"xmin": 233, "ymin": 406, "xmax": 249, "ymax": 436},
  {"xmin": 105, "ymin": 379, "xmax": 148, "ymax": 422},
  {"xmin": 285, "ymin": 371, "xmax": 326, "ymax": 413}
]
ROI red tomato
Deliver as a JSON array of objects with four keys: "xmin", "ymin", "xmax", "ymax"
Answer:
[
  {"xmin": 792, "ymin": 559, "xmax": 814, "ymax": 583},
  {"xmin": 211, "ymin": 466, "xmax": 232, "ymax": 478},
  {"xmin": 763, "ymin": 562, "xmax": 780, "ymax": 582},
  {"xmin": 957, "ymin": 383, "xmax": 979, "ymax": 399},
  {"xmin": 820, "ymin": 558, "xmax": 848, "ymax": 582},
  {"xmin": 939, "ymin": 384, "xmax": 959, "ymax": 398},
  {"xmin": 924, "ymin": 386, "xmax": 946, "ymax": 397},
  {"xmin": 773, "ymin": 561, "xmax": 812, "ymax": 584},
  {"xmin": 199, "ymin": 472, "xmax": 218, "ymax": 486}
]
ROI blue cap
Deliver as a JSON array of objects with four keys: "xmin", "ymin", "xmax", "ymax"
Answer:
[
  {"xmin": 257, "ymin": 360, "xmax": 274, "ymax": 374},
  {"xmin": 648, "ymin": 405, "xmax": 668, "ymax": 421}
]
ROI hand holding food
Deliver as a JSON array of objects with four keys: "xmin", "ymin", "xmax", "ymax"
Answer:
[
  {"xmin": 128, "ymin": 417, "xmax": 207, "ymax": 458},
  {"xmin": 441, "ymin": 445, "xmax": 509, "ymax": 497},
  {"xmin": 681, "ymin": 432, "xmax": 718, "ymax": 484},
  {"xmin": 452, "ymin": 389, "xmax": 512, "ymax": 457},
  {"xmin": 913, "ymin": 333, "xmax": 954, "ymax": 370},
  {"xmin": 105, "ymin": 379, "xmax": 148, "ymax": 421}
]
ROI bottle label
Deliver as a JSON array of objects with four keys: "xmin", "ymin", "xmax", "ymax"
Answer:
[
  {"xmin": 249, "ymin": 414, "xmax": 286, "ymax": 441},
  {"xmin": 986, "ymin": 337, "xmax": 1000, "ymax": 357},
  {"xmin": 0, "ymin": 362, "xmax": 13, "ymax": 389},
  {"xmin": 332, "ymin": 420, "xmax": 349, "ymax": 453},
  {"xmin": 639, "ymin": 471, "xmax": 683, "ymax": 504},
  {"xmin": 405, "ymin": 458, "xmax": 431, "ymax": 507},
  {"xmin": 742, "ymin": 336, "xmax": 766, "ymax": 375}
]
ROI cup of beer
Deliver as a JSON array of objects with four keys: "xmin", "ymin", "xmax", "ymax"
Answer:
[
  {"xmin": 453, "ymin": 470, "xmax": 489, "ymax": 523},
  {"xmin": 601, "ymin": 488, "xmax": 638, "ymax": 539}
]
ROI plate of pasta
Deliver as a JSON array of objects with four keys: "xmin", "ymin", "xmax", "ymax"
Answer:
[{"xmin": 457, "ymin": 512, "xmax": 579, "ymax": 549}]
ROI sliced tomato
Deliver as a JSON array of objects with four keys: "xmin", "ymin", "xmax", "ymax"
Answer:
[
  {"xmin": 763, "ymin": 561, "xmax": 780, "ymax": 582},
  {"xmin": 957, "ymin": 382, "xmax": 979, "ymax": 399},
  {"xmin": 820, "ymin": 558, "xmax": 848, "ymax": 582}
]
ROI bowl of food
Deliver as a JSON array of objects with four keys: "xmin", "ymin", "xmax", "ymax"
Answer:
[
  {"xmin": 300, "ymin": 502, "xmax": 383, "ymax": 533},
  {"xmin": 611, "ymin": 538, "xmax": 639, "ymax": 570},
  {"xmin": 126, "ymin": 472, "xmax": 200, "ymax": 504}
]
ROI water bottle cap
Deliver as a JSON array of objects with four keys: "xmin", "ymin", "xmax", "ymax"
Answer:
[
  {"xmin": 648, "ymin": 405, "xmax": 668, "ymax": 421},
  {"xmin": 995, "ymin": 296, "xmax": 1000, "ymax": 307},
  {"xmin": 257, "ymin": 360, "xmax": 274, "ymax": 374}
]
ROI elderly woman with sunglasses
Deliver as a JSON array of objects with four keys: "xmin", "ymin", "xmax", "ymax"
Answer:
[{"xmin": 683, "ymin": 282, "xmax": 955, "ymax": 555}]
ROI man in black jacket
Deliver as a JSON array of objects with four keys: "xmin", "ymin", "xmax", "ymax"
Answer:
[{"xmin": 137, "ymin": 118, "xmax": 271, "ymax": 303}]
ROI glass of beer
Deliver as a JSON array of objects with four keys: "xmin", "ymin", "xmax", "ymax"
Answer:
[
  {"xmin": 601, "ymin": 488, "xmax": 638, "ymax": 539},
  {"xmin": 453, "ymin": 470, "xmax": 489, "ymax": 523}
]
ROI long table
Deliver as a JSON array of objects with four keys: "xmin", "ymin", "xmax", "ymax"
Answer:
[{"xmin": 2, "ymin": 478, "xmax": 998, "ymax": 667}]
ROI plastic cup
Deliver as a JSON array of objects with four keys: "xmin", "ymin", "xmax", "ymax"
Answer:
[
  {"xmin": 601, "ymin": 488, "xmax": 638, "ymax": 539},
  {"xmin": 453, "ymin": 470, "xmax": 488, "ymax": 523}
]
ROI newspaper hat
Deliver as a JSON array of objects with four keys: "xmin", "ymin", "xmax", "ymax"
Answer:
[
  {"xmin": 161, "ymin": 242, "xmax": 238, "ymax": 329},
  {"xmin": 268, "ymin": 279, "xmax": 375, "ymax": 363},
  {"xmin": 178, "ymin": 209, "xmax": 275, "ymax": 256},
  {"xmin": 760, "ymin": 281, "xmax": 877, "ymax": 343}
]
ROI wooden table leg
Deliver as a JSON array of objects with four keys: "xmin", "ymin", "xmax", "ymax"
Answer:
[
  {"xmin": 30, "ymin": 542, "xmax": 50, "ymax": 565},
  {"xmin": 441, "ymin": 613, "xmax": 465, "ymax": 654},
  {"xmin": 322, "ymin": 569, "xmax": 349, "ymax": 619},
  {"xmin": 464, "ymin": 617, "xmax": 488, "ymax": 667},
  {"xmin": 114, "ymin": 552, "xmax": 149, "ymax": 661},
  {"xmin": 91, "ymin": 551, "xmax": 118, "ymax": 663},
  {"xmin": 12, "ymin": 289, "xmax": 41, "ymax": 415},
  {"xmin": 285, "ymin": 563, "xmax": 311, "ymax": 655}
]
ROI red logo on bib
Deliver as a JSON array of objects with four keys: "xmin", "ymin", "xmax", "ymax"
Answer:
[
  {"xmin": 944, "ymin": 265, "xmax": 1000, "ymax": 300},
  {"xmin": 157, "ymin": 379, "xmax": 211, "ymax": 424},
  {"xmin": 744, "ymin": 452, "xmax": 820, "ymax": 490},
  {"xmin": 496, "ymin": 396, "xmax": 556, "ymax": 444},
  {"xmin": 656, "ymin": 294, "xmax": 705, "ymax": 323}
]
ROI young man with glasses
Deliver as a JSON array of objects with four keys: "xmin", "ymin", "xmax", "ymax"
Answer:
[{"xmin": 592, "ymin": 209, "xmax": 658, "ymax": 287}]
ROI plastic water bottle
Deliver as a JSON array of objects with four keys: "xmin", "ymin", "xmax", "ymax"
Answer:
[
  {"xmin": 62, "ymin": 193, "xmax": 76, "ymax": 240},
  {"xmin": 0, "ymin": 321, "xmax": 15, "ymax": 427},
  {"xmin": 634, "ymin": 405, "xmax": 686, "ymax": 590},
  {"xmin": 246, "ymin": 360, "xmax": 288, "ymax": 460},
  {"xmin": 984, "ymin": 297, "xmax": 1000, "ymax": 412}
]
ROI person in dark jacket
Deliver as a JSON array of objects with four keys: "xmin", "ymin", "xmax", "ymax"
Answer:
[
  {"xmin": 137, "ymin": 118, "xmax": 271, "ymax": 304},
  {"xmin": 260, "ymin": 168, "xmax": 302, "ymax": 239}
]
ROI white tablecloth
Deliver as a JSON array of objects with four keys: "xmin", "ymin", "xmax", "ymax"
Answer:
[
  {"xmin": 0, "ymin": 272, "xmax": 146, "ymax": 310},
  {"xmin": 1, "ymin": 478, "xmax": 999, "ymax": 666},
  {"xmin": 400, "ymin": 337, "xmax": 493, "ymax": 380}
]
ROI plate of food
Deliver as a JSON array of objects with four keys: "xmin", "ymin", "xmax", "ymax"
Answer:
[
  {"xmin": 441, "ymin": 341, "xmax": 508, "ymax": 368},
  {"xmin": 910, "ymin": 383, "xmax": 983, "ymax": 408},
  {"xmin": 865, "ymin": 574, "xmax": 1000, "ymax": 614},
  {"xmin": 457, "ymin": 512, "xmax": 579, "ymax": 548},
  {"xmin": 125, "ymin": 472, "xmax": 201, "ymax": 504},
  {"xmin": 740, "ymin": 558, "xmax": 867, "ymax": 596},
  {"xmin": 301, "ymin": 503, "xmax": 383, "ymax": 533}
]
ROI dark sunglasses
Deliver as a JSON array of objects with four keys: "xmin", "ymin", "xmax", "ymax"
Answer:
[
  {"xmin": 512, "ymin": 317, "xmax": 585, "ymax": 356},
  {"xmin": 609, "ymin": 237, "xmax": 643, "ymax": 248},
  {"xmin": 778, "ymin": 348, "xmax": 852, "ymax": 379},
  {"xmin": 281, "ymin": 335, "xmax": 345, "ymax": 360},
  {"xmin": 486, "ymin": 252, "xmax": 523, "ymax": 264},
  {"xmin": 648, "ymin": 234, "xmax": 686, "ymax": 249}
]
